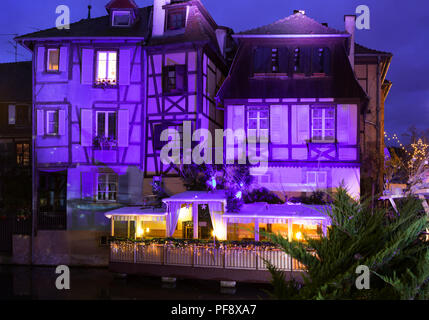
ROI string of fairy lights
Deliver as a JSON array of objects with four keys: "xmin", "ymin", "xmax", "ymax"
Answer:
[{"xmin": 384, "ymin": 131, "xmax": 428, "ymax": 169}]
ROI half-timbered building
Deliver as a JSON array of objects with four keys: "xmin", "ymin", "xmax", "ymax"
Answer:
[
  {"xmin": 217, "ymin": 11, "xmax": 386, "ymax": 200},
  {"xmin": 144, "ymin": 0, "xmax": 232, "ymax": 195},
  {"xmin": 15, "ymin": 0, "xmax": 151, "ymax": 265}
]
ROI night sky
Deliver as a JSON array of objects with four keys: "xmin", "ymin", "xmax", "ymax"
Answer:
[{"xmin": 1, "ymin": 0, "xmax": 427, "ymax": 139}]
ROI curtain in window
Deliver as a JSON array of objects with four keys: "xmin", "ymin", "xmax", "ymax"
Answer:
[
  {"xmin": 208, "ymin": 201, "xmax": 226, "ymax": 240},
  {"xmin": 167, "ymin": 202, "xmax": 182, "ymax": 237}
]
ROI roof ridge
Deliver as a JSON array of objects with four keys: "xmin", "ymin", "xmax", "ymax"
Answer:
[{"xmin": 238, "ymin": 12, "xmax": 346, "ymax": 35}]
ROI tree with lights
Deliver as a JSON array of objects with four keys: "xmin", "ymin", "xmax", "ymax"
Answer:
[{"xmin": 266, "ymin": 187, "xmax": 429, "ymax": 300}]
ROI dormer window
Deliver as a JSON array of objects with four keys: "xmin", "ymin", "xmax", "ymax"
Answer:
[
  {"xmin": 166, "ymin": 8, "xmax": 186, "ymax": 31},
  {"xmin": 47, "ymin": 48, "xmax": 60, "ymax": 72},
  {"xmin": 112, "ymin": 11, "xmax": 132, "ymax": 27}
]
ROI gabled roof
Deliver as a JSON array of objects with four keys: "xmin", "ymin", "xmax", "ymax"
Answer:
[
  {"xmin": 0, "ymin": 62, "xmax": 32, "ymax": 103},
  {"xmin": 15, "ymin": 6, "xmax": 151, "ymax": 41},
  {"xmin": 149, "ymin": 0, "xmax": 219, "ymax": 48},
  {"xmin": 236, "ymin": 12, "xmax": 348, "ymax": 36},
  {"xmin": 355, "ymin": 43, "xmax": 392, "ymax": 56},
  {"xmin": 105, "ymin": 0, "xmax": 138, "ymax": 10}
]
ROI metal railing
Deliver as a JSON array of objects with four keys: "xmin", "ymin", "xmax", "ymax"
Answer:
[{"xmin": 110, "ymin": 241, "xmax": 305, "ymax": 272}]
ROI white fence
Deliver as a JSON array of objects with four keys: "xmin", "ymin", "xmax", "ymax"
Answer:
[{"xmin": 110, "ymin": 241, "xmax": 305, "ymax": 271}]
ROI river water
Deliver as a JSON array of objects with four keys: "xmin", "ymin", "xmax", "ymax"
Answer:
[{"xmin": 0, "ymin": 265, "xmax": 272, "ymax": 300}]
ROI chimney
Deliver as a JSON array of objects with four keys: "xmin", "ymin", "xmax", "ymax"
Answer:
[
  {"xmin": 87, "ymin": 5, "xmax": 92, "ymax": 19},
  {"xmin": 321, "ymin": 22, "xmax": 328, "ymax": 27},
  {"xmin": 215, "ymin": 28, "xmax": 227, "ymax": 57},
  {"xmin": 344, "ymin": 15, "xmax": 356, "ymax": 70},
  {"xmin": 152, "ymin": 0, "xmax": 171, "ymax": 37},
  {"xmin": 293, "ymin": 9, "xmax": 306, "ymax": 15}
]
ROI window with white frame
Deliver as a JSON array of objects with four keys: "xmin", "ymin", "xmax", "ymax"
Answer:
[
  {"xmin": 47, "ymin": 48, "xmax": 60, "ymax": 72},
  {"xmin": 112, "ymin": 11, "xmax": 131, "ymax": 27},
  {"xmin": 247, "ymin": 108, "xmax": 269, "ymax": 142},
  {"xmin": 46, "ymin": 110, "xmax": 59, "ymax": 135},
  {"xmin": 97, "ymin": 173, "xmax": 118, "ymax": 201},
  {"xmin": 307, "ymin": 171, "xmax": 327, "ymax": 187},
  {"xmin": 311, "ymin": 106, "xmax": 335, "ymax": 142},
  {"xmin": 95, "ymin": 111, "xmax": 117, "ymax": 148},
  {"xmin": 96, "ymin": 51, "xmax": 117, "ymax": 85}
]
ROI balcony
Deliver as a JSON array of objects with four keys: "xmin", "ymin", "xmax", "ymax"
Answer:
[{"xmin": 109, "ymin": 240, "xmax": 305, "ymax": 283}]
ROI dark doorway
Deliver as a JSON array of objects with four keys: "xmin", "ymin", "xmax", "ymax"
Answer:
[{"xmin": 38, "ymin": 171, "xmax": 67, "ymax": 230}]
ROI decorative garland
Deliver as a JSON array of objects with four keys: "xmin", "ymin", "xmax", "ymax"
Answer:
[{"xmin": 109, "ymin": 236, "xmax": 281, "ymax": 250}]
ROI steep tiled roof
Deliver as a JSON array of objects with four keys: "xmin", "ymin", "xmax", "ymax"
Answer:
[
  {"xmin": 355, "ymin": 43, "xmax": 392, "ymax": 56},
  {"xmin": 105, "ymin": 0, "xmax": 138, "ymax": 9},
  {"xmin": 15, "ymin": 7, "xmax": 151, "ymax": 40},
  {"xmin": 0, "ymin": 62, "xmax": 32, "ymax": 102},
  {"xmin": 149, "ymin": 0, "xmax": 219, "ymax": 48},
  {"xmin": 237, "ymin": 12, "xmax": 347, "ymax": 36}
]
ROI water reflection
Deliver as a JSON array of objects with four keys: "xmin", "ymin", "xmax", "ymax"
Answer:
[{"xmin": 0, "ymin": 265, "xmax": 272, "ymax": 300}]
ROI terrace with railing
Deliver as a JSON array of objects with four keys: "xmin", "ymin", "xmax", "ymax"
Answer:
[{"xmin": 109, "ymin": 240, "xmax": 306, "ymax": 282}]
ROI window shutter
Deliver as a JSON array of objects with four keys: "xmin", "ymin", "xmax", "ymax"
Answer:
[
  {"xmin": 80, "ymin": 109, "xmax": 93, "ymax": 146},
  {"xmin": 253, "ymin": 47, "xmax": 271, "ymax": 73},
  {"xmin": 37, "ymin": 47, "xmax": 45, "ymax": 72},
  {"xmin": 58, "ymin": 110, "xmax": 66, "ymax": 136},
  {"xmin": 337, "ymin": 104, "xmax": 349, "ymax": 144},
  {"xmin": 119, "ymin": 49, "xmax": 131, "ymax": 85},
  {"xmin": 81, "ymin": 49, "xmax": 94, "ymax": 84},
  {"xmin": 81, "ymin": 172, "xmax": 95, "ymax": 200},
  {"xmin": 117, "ymin": 109, "xmax": 129, "ymax": 147},
  {"xmin": 59, "ymin": 47, "xmax": 68, "ymax": 73},
  {"xmin": 323, "ymin": 47, "xmax": 331, "ymax": 75},
  {"xmin": 302, "ymin": 47, "xmax": 312, "ymax": 75},
  {"xmin": 232, "ymin": 105, "xmax": 244, "ymax": 131},
  {"xmin": 37, "ymin": 109, "xmax": 44, "ymax": 135},
  {"xmin": 278, "ymin": 48, "xmax": 289, "ymax": 73},
  {"xmin": 270, "ymin": 105, "xmax": 288, "ymax": 144},
  {"xmin": 311, "ymin": 48, "xmax": 320, "ymax": 73},
  {"xmin": 176, "ymin": 65, "xmax": 186, "ymax": 91},
  {"xmin": 8, "ymin": 105, "xmax": 15, "ymax": 125},
  {"xmin": 293, "ymin": 105, "xmax": 309, "ymax": 144}
]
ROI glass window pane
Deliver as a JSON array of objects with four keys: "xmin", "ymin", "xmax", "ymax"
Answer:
[
  {"xmin": 325, "ymin": 108, "xmax": 335, "ymax": 118},
  {"xmin": 97, "ymin": 113, "xmax": 106, "ymax": 137},
  {"xmin": 108, "ymin": 113, "xmax": 117, "ymax": 138},
  {"xmin": 259, "ymin": 110, "xmax": 269, "ymax": 118},
  {"xmin": 48, "ymin": 49, "xmax": 59, "ymax": 71},
  {"xmin": 260, "ymin": 118, "xmax": 269, "ymax": 129},
  {"xmin": 325, "ymin": 119, "xmax": 335, "ymax": 130},
  {"xmin": 312, "ymin": 109, "xmax": 322, "ymax": 118},
  {"xmin": 249, "ymin": 119, "xmax": 257, "ymax": 129},
  {"xmin": 248, "ymin": 111, "xmax": 258, "ymax": 118},
  {"xmin": 313, "ymin": 119, "xmax": 322, "ymax": 129}
]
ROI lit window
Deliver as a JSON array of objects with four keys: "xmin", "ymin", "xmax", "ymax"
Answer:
[
  {"xmin": 247, "ymin": 108, "xmax": 269, "ymax": 142},
  {"xmin": 112, "ymin": 11, "xmax": 131, "ymax": 27},
  {"xmin": 46, "ymin": 110, "xmax": 59, "ymax": 135},
  {"xmin": 166, "ymin": 9, "xmax": 186, "ymax": 31},
  {"xmin": 47, "ymin": 48, "xmax": 60, "ymax": 72},
  {"xmin": 311, "ymin": 107, "xmax": 335, "ymax": 142},
  {"xmin": 96, "ymin": 51, "xmax": 117, "ymax": 85},
  {"xmin": 97, "ymin": 173, "xmax": 118, "ymax": 201},
  {"xmin": 95, "ymin": 111, "xmax": 117, "ymax": 149},
  {"xmin": 16, "ymin": 143, "xmax": 30, "ymax": 167}
]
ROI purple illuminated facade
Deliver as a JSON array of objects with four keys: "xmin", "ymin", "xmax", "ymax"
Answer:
[
  {"xmin": 12, "ymin": 2, "xmax": 391, "ymax": 266},
  {"xmin": 14, "ymin": 0, "xmax": 232, "ymax": 265},
  {"xmin": 218, "ymin": 13, "xmax": 370, "ymax": 199}
]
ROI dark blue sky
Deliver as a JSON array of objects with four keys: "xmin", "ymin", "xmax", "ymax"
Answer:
[{"xmin": 1, "ymin": 0, "xmax": 428, "ymax": 138}]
